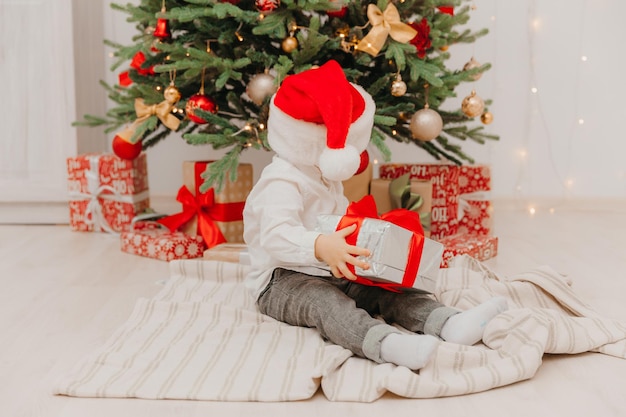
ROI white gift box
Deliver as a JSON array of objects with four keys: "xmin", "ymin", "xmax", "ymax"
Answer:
[{"xmin": 316, "ymin": 215, "xmax": 443, "ymax": 293}]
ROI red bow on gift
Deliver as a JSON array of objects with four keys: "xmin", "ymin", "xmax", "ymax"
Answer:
[
  {"xmin": 336, "ymin": 195, "xmax": 425, "ymax": 292},
  {"xmin": 158, "ymin": 186, "xmax": 245, "ymax": 248}
]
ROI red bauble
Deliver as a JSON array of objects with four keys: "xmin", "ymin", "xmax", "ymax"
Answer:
[
  {"xmin": 255, "ymin": 0, "xmax": 280, "ymax": 13},
  {"xmin": 327, "ymin": 6, "xmax": 347, "ymax": 18},
  {"xmin": 185, "ymin": 94, "xmax": 218, "ymax": 124},
  {"xmin": 355, "ymin": 150, "xmax": 370, "ymax": 175},
  {"xmin": 112, "ymin": 135, "xmax": 142, "ymax": 160}
]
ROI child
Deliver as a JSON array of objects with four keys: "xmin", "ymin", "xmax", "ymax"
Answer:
[{"xmin": 243, "ymin": 60, "xmax": 507, "ymax": 370}]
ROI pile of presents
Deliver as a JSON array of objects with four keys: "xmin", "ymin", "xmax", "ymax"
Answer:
[{"xmin": 66, "ymin": 153, "xmax": 497, "ymax": 271}]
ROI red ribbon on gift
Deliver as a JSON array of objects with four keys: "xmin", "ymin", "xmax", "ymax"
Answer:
[
  {"xmin": 335, "ymin": 195, "xmax": 425, "ymax": 292},
  {"xmin": 157, "ymin": 185, "xmax": 245, "ymax": 248}
]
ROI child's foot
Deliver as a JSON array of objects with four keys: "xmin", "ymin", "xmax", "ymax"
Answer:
[
  {"xmin": 380, "ymin": 333, "xmax": 440, "ymax": 370},
  {"xmin": 440, "ymin": 296, "xmax": 509, "ymax": 345}
]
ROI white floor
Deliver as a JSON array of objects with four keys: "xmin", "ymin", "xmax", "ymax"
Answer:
[{"xmin": 2, "ymin": 199, "xmax": 626, "ymax": 417}]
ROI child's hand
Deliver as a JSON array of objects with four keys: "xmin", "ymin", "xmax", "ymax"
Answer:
[{"xmin": 314, "ymin": 224, "xmax": 371, "ymax": 281}]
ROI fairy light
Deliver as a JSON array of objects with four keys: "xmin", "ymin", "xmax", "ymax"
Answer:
[
  {"xmin": 577, "ymin": 118, "xmax": 585, "ymax": 125},
  {"xmin": 531, "ymin": 87, "xmax": 538, "ymax": 94},
  {"xmin": 528, "ymin": 206, "xmax": 536, "ymax": 216},
  {"xmin": 581, "ymin": 55, "xmax": 588, "ymax": 62}
]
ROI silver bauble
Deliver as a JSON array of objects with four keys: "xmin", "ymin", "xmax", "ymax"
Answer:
[
  {"xmin": 246, "ymin": 73, "xmax": 277, "ymax": 105},
  {"xmin": 409, "ymin": 108, "xmax": 443, "ymax": 141}
]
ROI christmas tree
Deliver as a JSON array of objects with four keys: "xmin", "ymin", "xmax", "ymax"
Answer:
[{"xmin": 77, "ymin": 0, "xmax": 497, "ymax": 191}]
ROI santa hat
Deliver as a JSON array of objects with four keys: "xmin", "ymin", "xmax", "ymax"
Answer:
[{"xmin": 267, "ymin": 60, "xmax": 375, "ymax": 181}]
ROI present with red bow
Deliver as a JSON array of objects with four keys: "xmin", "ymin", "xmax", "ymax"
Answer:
[
  {"xmin": 316, "ymin": 195, "xmax": 443, "ymax": 293},
  {"xmin": 157, "ymin": 161, "xmax": 253, "ymax": 248},
  {"xmin": 66, "ymin": 153, "xmax": 150, "ymax": 233},
  {"xmin": 120, "ymin": 219, "xmax": 206, "ymax": 261}
]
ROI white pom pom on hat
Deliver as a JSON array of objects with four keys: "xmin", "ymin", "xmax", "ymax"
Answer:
[{"xmin": 267, "ymin": 60, "xmax": 375, "ymax": 181}]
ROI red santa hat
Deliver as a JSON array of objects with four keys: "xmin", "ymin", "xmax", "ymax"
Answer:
[{"xmin": 267, "ymin": 60, "xmax": 375, "ymax": 181}]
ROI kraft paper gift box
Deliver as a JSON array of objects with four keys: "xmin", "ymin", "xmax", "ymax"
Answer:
[
  {"xmin": 439, "ymin": 233, "xmax": 498, "ymax": 268},
  {"xmin": 316, "ymin": 196, "xmax": 443, "ymax": 293},
  {"xmin": 120, "ymin": 221, "xmax": 206, "ymax": 261},
  {"xmin": 369, "ymin": 174, "xmax": 432, "ymax": 237},
  {"xmin": 379, "ymin": 163, "xmax": 459, "ymax": 241},
  {"xmin": 159, "ymin": 161, "xmax": 253, "ymax": 248},
  {"xmin": 203, "ymin": 243, "xmax": 250, "ymax": 264},
  {"xmin": 66, "ymin": 153, "xmax": 150, "ymax": 233},
  {"xmin": 342, "ymin": 163, "xmax": 373, "ymax": 203}
]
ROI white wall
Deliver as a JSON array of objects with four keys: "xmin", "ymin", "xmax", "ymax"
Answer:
[{"xmin": 100, "ymin": 0, "xmax": 626, "ymax": 199}]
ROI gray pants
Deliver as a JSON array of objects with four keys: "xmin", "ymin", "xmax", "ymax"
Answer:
[{"xmin": 257, "ymin": 268, "xmax": 458, "ymax": 364}]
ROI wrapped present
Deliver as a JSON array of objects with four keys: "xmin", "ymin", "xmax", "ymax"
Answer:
[
  {"xmin": 379, "ymin": 163, "xmax": 459, "ymax": 240},
  {"xmin": 158, "ymin": 161, "xmax": 253, "ymax": 248},
  {"xmin": 439, "ymin": 233, "xmax": 498, "ymax": 268},
  {"xmin": 66, "ymin": 153, "xmax": 150, "ymax": 233},
  {"xmin": 457, "ymin": 192, "xmax": 493, "ymax": 235},
  {"xmin": 316, "ymin": 196, "xmax": 443, "ymax": 293},
  {"xmin": 120, "ymin": 221, "xmax": 206, "ymax": 261},
  {"xmin": 369, "ymin": 173, "xmax": 432, "ymax": 237},
  {"xmin": 458, "ymin": 164, "xmax": 491, "ymax": 195},
  {"xmin": 203, "ymin": 243, "xmax": 250, "ymax": 264},
  {"xmin": 342, "ymin": 163, "xmax": 373, "ymax": 203},
  {"xmin": 457, "ymin": 165, "xmax": 492, "ymax": 235}
]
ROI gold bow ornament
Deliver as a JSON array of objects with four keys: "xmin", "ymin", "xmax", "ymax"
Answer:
[
  {"xmin": 356, "ymin": 3, "xmax": 417, "ymax": 56},
  {"xmin": 117, "ymin": 85, "xmax": 181, "ymax": 143}
]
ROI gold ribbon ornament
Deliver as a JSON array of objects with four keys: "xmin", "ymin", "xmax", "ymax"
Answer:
[
  {"xmin": 118, "ymin": 85, "xmax": 181, "ymax": 142},
  {"xmin": 356, "ymin": 3, "xmax": 417, "ymax": 56}
]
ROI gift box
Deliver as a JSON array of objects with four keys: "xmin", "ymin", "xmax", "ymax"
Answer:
[
  {"xmin": 369, "ymin": 174, "xmax": 432, "ymax": 237},
  {"xmin": 159, "ymin": 161, "xmax": 253, "ymax": 248},
  {"xmin": 316, "ymin": 196, "xmax": 443, "ymax": 293},
  {"xmin": 203, "ymin": 243, "xmax": 250, "ymax": 264},
  {"xmin": 457, "ymin": 192, "xmax": 493, "ymax": 235},
  {"xmin": 457, "ymin": 164, "xmax": 492, "ymax": 235},
  {"xmin": 342, "ymin": 163, "xmax": 373, "ymax": 203},
  {"xmin": 120, "ymin": 221, "xmax": 206, "ymax": 261},
  {"xmin": 458, "ymin": 164, "xmax": 491, "ymax": 195},
  {"xmin": 379, "ymin": 163, "xmax": 459, "ymax": 241},
  {"xmin": 439, "ymin": 233, "xmax": 498, "ymax": 268},
  {"xmin": 66, "ymin": 153, "xmax": 150, "ymax": 233}
]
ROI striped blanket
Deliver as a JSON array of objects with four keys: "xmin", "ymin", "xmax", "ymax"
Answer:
[{"xmin": 54, "ymin": 255, "xmax": 626, "ymax": 402}]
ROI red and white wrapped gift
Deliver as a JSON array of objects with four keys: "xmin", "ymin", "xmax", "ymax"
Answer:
[
  {"xmin": 457, "ymin": 193, "xmax": 493, "ymax": 236},
  {"xmin": 316, "ymin": 196, "xmax": 443, "ymax": 293},
  {"xmin": 457, "ymin": 164, "xmax": 493, "ymax": 236},
  {"xmin": 379, "ymin": 163, "xmax": 459, "ymax": 241},
  {"xmin": 66, "ymin": 153, "xmax": 150, "ymax": 233},
  {"xmin": 438, "ymin": 233, "xmax": 498, "ymax": 268},
  {"xmin": 120, "ymin": 220, "xmax": 206, "ymax": 261}
]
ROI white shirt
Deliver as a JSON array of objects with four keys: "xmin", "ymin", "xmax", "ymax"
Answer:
[{"xmin": 243, "ymin": 155, "xmax": 349, "ymax": 300}]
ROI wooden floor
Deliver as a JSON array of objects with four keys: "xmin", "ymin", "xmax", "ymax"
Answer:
[{"xmin": 2, "ymin": 199, "xmax": 626, "ymax": 417}]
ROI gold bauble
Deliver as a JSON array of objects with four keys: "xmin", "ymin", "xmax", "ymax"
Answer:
[
  {"xmin": 463, "ymin": 56, "xmax": 482, "ymax": 81},
  {"xmin": 281, "ymin": 36, "xmax": 298, "ymax": 53},
  {"xmin": 390, "ymin": 76, "xmax": 407, "ymax": 97},
  {"xmin": 439, "ymin": 45, "xmax": 449, "ymax": 52},
  {"xmin": 461, "ymin": 90, "xmax": 485, "ymax": 118},
  {"xmin": 410, "ymin": 107, "xmax": 443, "ymax": 141},
  {"xmin": 481, "ymin": 111, "xmax": 494, "ymax": 125},
  {"xmin": 246, "ymin": 73, "xmax": 277, "ymax": 105}
]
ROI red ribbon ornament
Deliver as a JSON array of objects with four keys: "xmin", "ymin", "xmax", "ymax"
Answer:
[
  {"xmin": 158, "ymin": 185, "xmax": 245, "ymax": 248},
  {"xmin": 336, "ymin": 195, "xmax": 425, "ymax": 292}
]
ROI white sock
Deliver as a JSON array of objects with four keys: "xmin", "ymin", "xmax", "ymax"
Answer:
[
  {"xmin": 439, "ymin": 296, "xmax": 509, "ymax": 345},
  {"xmin": 380, "ymin": 333, "xmax": 440, "ymax": 370}
]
